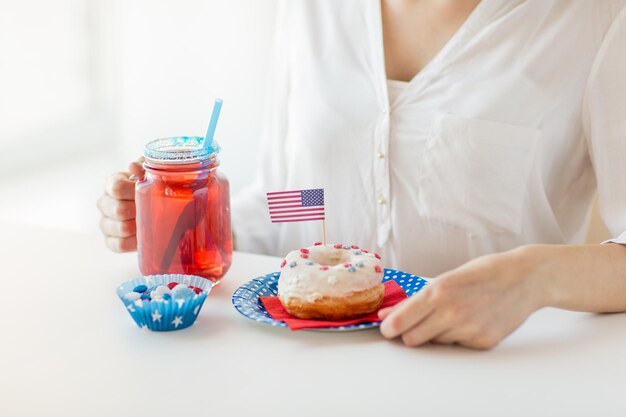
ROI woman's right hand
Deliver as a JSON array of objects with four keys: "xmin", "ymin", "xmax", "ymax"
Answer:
[{"xmin": 97, "ymin": 158, "xmax": 145, "ymax": 252}]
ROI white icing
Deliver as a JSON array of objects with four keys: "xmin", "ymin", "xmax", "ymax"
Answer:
[{"xmin": 277, "ymin": 244, "xmax": 383, "ymax": 302}]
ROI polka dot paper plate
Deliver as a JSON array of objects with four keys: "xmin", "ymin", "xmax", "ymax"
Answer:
[{"xmin": 231, "ymin": 269, "xmax": 428, "ymax": 332}]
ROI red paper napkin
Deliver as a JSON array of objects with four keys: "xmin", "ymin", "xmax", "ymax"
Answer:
[{"xmin": 260, "ymin": 280, "xmax": 407, "ymax": 331}]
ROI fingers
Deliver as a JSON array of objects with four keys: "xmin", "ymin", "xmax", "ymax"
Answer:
[
  {"xmin": 97, "ymin": 194, "xmax": 136, "ymax": 221},
  {"xmin": 105, "ymin": 235, "xmax": 137, "ymax": 253},
  {"xmin": 398, "ymin": 312, "xmax": 450, "ymax": 347},
  {"xmin": 458, "ymin": 335, "xmax": 501, "ymax": 350},
  {"xmin": 431, "ymin": 324, "xmax": 479, "ymax": 346},
  {"xmin": 378, "ymin": 306, "xmax": 393, "ymax": 320},
  {"xmin": 432, "ymin": 326, "xmax": 500, "ymax": 350},
  {"xmin": 128, "ymin": 157, "xmax": 145, "ymax": 178},
  {"xmin": 104, "ymin": 172, "xmax": 136, "ymax": 200},
  {"xmin": 99, "ymin": 217, "xmax": 136, "ymax": 238},
  {"xmin": 99, "ymin": 160, "xmax": 142, "ymax": 253},
  {"xmin": 379, "ymin": 287, "xmax": 436, "ymax": 338}
]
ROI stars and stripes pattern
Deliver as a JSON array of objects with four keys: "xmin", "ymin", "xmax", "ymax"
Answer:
[{"xmin": 266, "ymin": 188, "xmax": 325, "ymax": 223}]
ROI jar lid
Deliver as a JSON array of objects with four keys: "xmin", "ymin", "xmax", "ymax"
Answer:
[{"xmin": 143, "ymin": 136, "xmax": 220, "ymax": 164}]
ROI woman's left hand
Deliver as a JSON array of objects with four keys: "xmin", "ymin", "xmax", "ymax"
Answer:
[{"xmin": 379, "ymin": 247, "xmax": 546, "ymax": 349}]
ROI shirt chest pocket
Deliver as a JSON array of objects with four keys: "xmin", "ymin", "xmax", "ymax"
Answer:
[{"xmin": 416, "ymin": 113, "xmax": 540, "ymax": 235}]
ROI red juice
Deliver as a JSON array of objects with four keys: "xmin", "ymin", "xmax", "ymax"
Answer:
[{"xmin": 135, "ymin": 136, "xmax": 232, "ymax": 284}]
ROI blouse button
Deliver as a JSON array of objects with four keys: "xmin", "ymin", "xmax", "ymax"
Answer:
[
  {"xmin": 376, "ymin": 152, "xmax": 385, "ymax": 159},
  {"xmin": 378, "ymin": 196, "xmax": 386, "ymax": 205}
]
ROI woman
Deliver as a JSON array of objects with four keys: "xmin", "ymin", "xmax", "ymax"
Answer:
[{"xmin": 97, "ymin": 0, "xmax": 626, "ymax": 349}]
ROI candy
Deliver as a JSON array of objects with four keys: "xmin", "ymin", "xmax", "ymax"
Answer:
[
  {"xmin": 150, "ymin": 290, "xmax": 162, "ymax": 301},
  {"xmin": 133, "ymin": 284, "xmax": 148, "ymax": 293},
  {"xmin": 362, "ymin": 249, "xmax": 369, "ymax": 253},
  {"xmin": 172, "ymin": 284, "xmax": 187, "ymax": 292},
  {"xmin": 300, "ymin": 248, "xmax": 310, "ymax": 253},
  {"xmin": 314, "ymin": 242, "xmax": 322, "ymax": 246},
  {"xmin": 374, "ymin": 253, "xmax": 381, "ymax": 259},
  {"xmin": 374, "ymin": 265, "xmax": 382, "ymax": 273},
  {"xmin": 167, "ymin": 282, "xmax": 179, "ymax": 290},
  {"xmin": 162, "ymin": 293, "xmax": 171, "ymax": 301},
  {"xmin": 350, "ymin": 245, "xmax": 359, "ymax": 249},
  {"xmin": 289, "ymin": 261, "xmax": 297, "ymax": 268},
  {"xmin": 305, "ymin": 261, "xmax": 314, "ymax": 265},
  {"xmin": 333, "ymin": 243, "xmax": 343, "ymax": 249},
  {"xmin": 280, "ymin": 259, "xmax": 287, "ymax": 268},
  {"xmin": 189, "ymin": 286, "xmax": 203, "ymax": 295},
  {"xmin": 172, "ymin": 286, "xmax": 195, "ymax": 300},
  {"xmin": 342, "ymin": 245, "xmax": 350, "ymax": 249},
  {"xmin": 347, "ymin": 266, "xmax": 356, "ymax": 272},
  {"xmin": 300, "ymin": 253, "xmax": 309, "ymax": 259},
  {"xmin": 353, "ymin": 250, "xmax": 362, "ymax": 255},
  {"xmin": 140, "ymin": 293, "xmax": 151, "ymax": 301},
  {"xmin": 155, "ymin": 285, "xmax": 171, "ymax": 296},
  {"xmin": 343, "ymin": 263, "xmax": 352, "ymax": 268},
  {"xmin": 319, "ymin": 266, "xmax": 329, "ymax": 271},
  {"xmin": 355, "ymin": 262, "xmax": 364, "ymax": 268},
  {"xmin": 124, "ymin": 292, "xmax": 141, "ymax": 301}
]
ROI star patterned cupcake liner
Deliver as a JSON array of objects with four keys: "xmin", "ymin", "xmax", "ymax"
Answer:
[{"xmin": 116, "ymin": 274, "xmax": 212, "ymax": 331}]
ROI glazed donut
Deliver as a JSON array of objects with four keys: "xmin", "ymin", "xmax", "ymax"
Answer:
[{"xmin": 277, "ymin": 243, "xmax": 384, "ymax": 320}]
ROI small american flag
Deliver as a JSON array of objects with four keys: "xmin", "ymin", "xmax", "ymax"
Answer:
[{"xmin": 266, "ymin": 188, "xmax": 325, "ymax": 223}]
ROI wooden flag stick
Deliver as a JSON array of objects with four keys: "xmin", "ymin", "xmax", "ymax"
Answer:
[{"xmin": 322, "ymin": 219, "xmax": 327, "ymax": 245}]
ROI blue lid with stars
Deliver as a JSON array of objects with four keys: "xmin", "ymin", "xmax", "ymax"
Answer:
[{"xmin": 116, "ymin": 274, "xmax": 212, "ymax": 331}]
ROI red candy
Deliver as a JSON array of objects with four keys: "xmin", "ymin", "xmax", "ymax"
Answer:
[
  {"xmin": 280, "ymin": 259, "xmax": 287, "ymax": 268},
  {"xmin": 374, "ymin": 253, "xmax": 381, "ymax": 259},
  {"xmin": 344, "ymin": 263, "xmax": 352, "ymax": 268},
  {"xmin": 189, "ymin": 286, "xmax": 203, "ymax": 294},
  {"xmin": 300, "ymin": 253, "xmax": 309, "ymax": 259},
  {"xmin": 374, "ymin": 265, "xmax": 382, "ymax": 273},
  {"xmin": 314, "ymin": 242, "xmax": 322, "ymax": 246},
  {"xmin": 362, "ymin": 249, "xmax": 369, "ymax": 253},
  {"xmin": 300, "ymin": 248, "xmax": 309, "ymax": 253},
  {"xmin": 333, "ymin": 243, "xmax": 343, "ymax": 249},
  {"xmin": 350, "ymin": 245, "xmax": 359, "ymax": 249},
  {"xmin": 319, "ymin": 266, "xmax": 329, "ymax": 271},
  {"xmin": 167, "ymin": 282, "xmax": 179, "ymax": 290}
]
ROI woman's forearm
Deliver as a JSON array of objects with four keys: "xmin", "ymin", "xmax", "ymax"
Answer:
[{"xmin": 523, "ymin": 243, "xmax": 626, "ymax": 313}]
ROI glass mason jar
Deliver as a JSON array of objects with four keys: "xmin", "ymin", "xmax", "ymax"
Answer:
[{"xmin": 135, "ymin": 136, "xmax": 232, "ymax": 284}]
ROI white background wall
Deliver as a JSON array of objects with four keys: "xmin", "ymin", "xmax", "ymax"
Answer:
[
  {"xmin": 112, "ymin": 0, "xmax": 278, "ymax": 191},
  {"xmin": 0, "ymin": 0, "xmax": 609, "ymax": 241},
  {"xmin": 0, "ymin": 0, "xmax": 278, "ymax": 232}
]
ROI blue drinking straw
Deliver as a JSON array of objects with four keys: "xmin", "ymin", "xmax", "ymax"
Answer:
[{"xmin": 204, "ymin": 98, "xmax": 223, "ymax": 150}]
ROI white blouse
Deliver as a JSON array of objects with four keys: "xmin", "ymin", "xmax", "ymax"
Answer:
[{"xmin": 232, "ymin": 0, "xmax": 626, "ymax": 277}]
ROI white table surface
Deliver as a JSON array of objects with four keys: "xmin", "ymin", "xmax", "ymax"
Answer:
[{"xmin": 1, "ymin": 222, "xmax": 625, "ymax": 417}]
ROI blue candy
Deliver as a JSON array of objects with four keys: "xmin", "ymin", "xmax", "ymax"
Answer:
[
  {"xmin": 305, "ymin": 261, "xmax": 314, "ymax": 265},
  {"xmin": 140, "ymin": 293, "xmax": 151, "ymax": 301},
  {"xmin": 347, "ymin": 266, "xmax": 356, "ymax": 272},
  {"xmin": 342, "ymin": 245, "xmax": 350, "ymax": 249},
  {"xmin": 162, "ymin": 293, "xmax": 172, "ymax": 301},
  {"xmin": 172, "ymin": 287, "xmax": 195, "ymax": 300},
  {"xmin": 133, "ymin": 284, "xmax": 148, "ymax": 293},
  {"xmin": 353, "ymin": 250, "xmax": 362, "ymax": 255},
  {"xmin": 289, "ymin": 261, "xmax": 297, "ymax": 268},
  {"xmin": 355, "ymin": 262, "xmax": 364, "ymax": 268}
]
